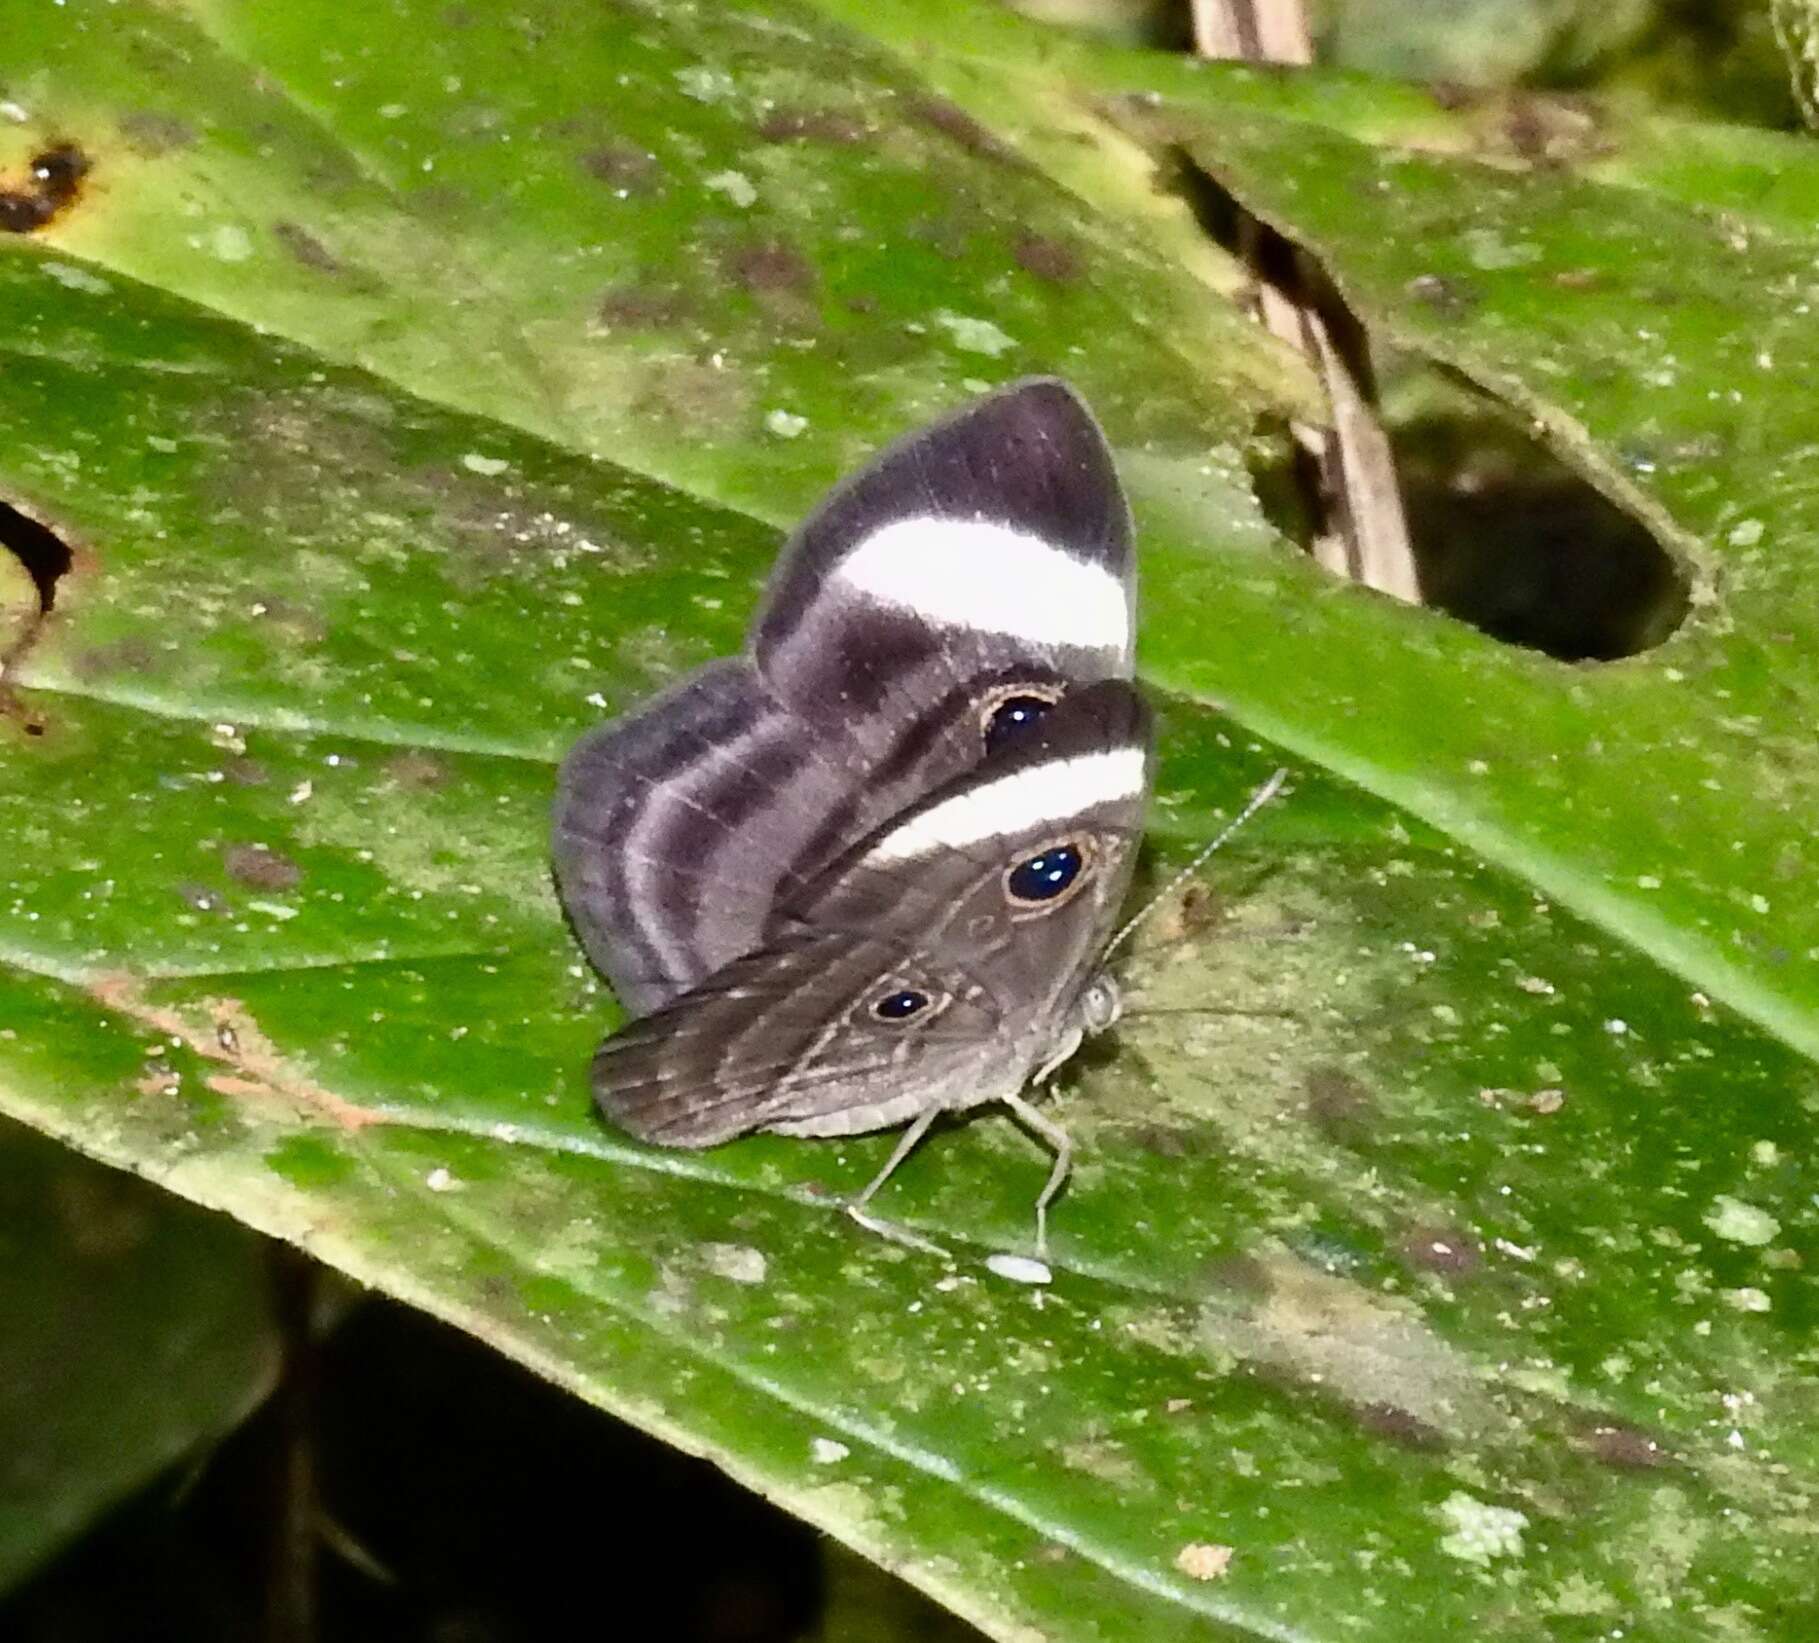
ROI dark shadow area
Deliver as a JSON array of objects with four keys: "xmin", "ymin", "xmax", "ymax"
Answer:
[
  {"xmin": 0, "ymin": 501, "xmax": 74, "ymax": 612},
  {"xmin": 1, "ymin": 1296, "xmax": 824, "ymax": 1643},
  {"xmin": 1393, "ymin": 383, "xmax": 1690, "ymax": 660}
]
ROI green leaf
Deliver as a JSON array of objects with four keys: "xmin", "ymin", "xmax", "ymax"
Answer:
[
  {"xmin": 4, "ymin": 3, "xmax": 1818, "ymax": 1639},
  {"xmin": 0, "ymin": 1116, "xmax": 275, "ymax": 1588}
]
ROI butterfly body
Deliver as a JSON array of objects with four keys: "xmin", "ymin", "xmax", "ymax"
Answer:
[{"xmin": 553, "ymin": 379, "xmax": 1150, "ymax": 1245}]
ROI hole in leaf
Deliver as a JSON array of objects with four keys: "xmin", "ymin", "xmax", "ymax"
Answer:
[
  {"xmin": 0, "ymin": 500, "xmax": 74, "ymax": 612},
  {"xmin": 1394, "ymin": 376, "xmax": 1689, "ymax": 660},
  {"xmin": 1249, "ymin": 372, "xmax": 1690, "ymax": 661},
  {"xmin": 1168, "ymin": 155, "xmax": 1689, "ymax": 660},
  {"xmin": 0, "ymin": 142, "xmax": 91, "ymax": 234}
]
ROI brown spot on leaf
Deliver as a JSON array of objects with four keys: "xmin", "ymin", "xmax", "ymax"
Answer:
[
  {"xmin": 384, "ymin": 750, "xmax": 449, "ymax": 789},
  {"xmin": 273, "ymin": 221, "xmax": 342, "ymax": 273},
  {"xmin": 1354, "ymin": 1401, "xmax": 1445, "ymax": 1450},
  {"xmin": 88, "ymin": 978, "xmax": 384, "ymax": 1131},
  {"xmin": 580, "ymin": 143, "xmax": 660, "ymax": 191},
  {"xmin": 0, "ymin": 143, "xmax": 91, "ymax": 234},
  {"xmin": 597, "ymin": 281, "xmax": 688, "ymax": 330},
  {"xmin": 1013, "ymin": 233, "xmax": 1079, "ymax": 284},
  {"xmin": 223, "ymin": 843, "xmax": 303, "ymax": 891},
  {"xmin": 222, "ymin": 757, "xmax": 270, "ymax": 787},
  {"xmin": 756, "ymin": 107, "xmax": 868, "ymax": 145},
  {"xmin": 1399, "ymin": 1224, "xmax": 1481, "ymax": 1277},
  {"xmin": 728, "ymin": 239, "xmax": 816, "ymax": 295},
  {"xmin": 907, "ymin": 97, "xmax": 1019, "ymax": 166},
  {"xmin": 118, "ymin": 112, "xmax": 196, "ymax": 155},
  {"xmin": 1200, "ymin": 1254, "xmax": 1273, "ymax": 1298},
  {"xmin": 1302, "ymin": 1065, "xmax": 1377, "ymax": 1140},
  {"xmin": 1575, "ymin": 1417, "xmax": 1673, "ymax": 1471}
]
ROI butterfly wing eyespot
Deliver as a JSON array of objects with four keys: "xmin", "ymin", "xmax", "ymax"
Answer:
[
  {"xmin": 873, "ymin": 987, "xmax": 932, "ymax": 1021},
  {"xmin": 976, "ymin": 682, "xmax": 1063, "ymax": 756},
  {"xmin": 1002, "ymin": 836, "xmax": 1096, "ymax": 913}
]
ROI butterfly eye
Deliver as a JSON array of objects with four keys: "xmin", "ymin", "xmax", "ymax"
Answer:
[
  {"xmin": 873, "ymin": 988, "xmax": 930, "ymax": 1021},
  {"xmin": 983, "ymin": 694, "xmax": 1054, "ymax": 754},
  {"xmin": 1005, "ymin": 842, "xmax": 1085, "ymax": 904}
]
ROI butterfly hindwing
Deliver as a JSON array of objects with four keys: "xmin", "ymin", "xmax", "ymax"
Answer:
[
  {"xmin": 591, "ymin": 930, "xmax": 1009, "ymax": 1147},
  {"xmin": 590, "ymin": 681, "xmax": 1154, "ymax": 1146}
]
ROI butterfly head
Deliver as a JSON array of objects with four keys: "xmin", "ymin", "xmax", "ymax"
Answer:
[{"xmin": 1078, "ymin": 970, "xmax": 1122, "ymax": 1035}]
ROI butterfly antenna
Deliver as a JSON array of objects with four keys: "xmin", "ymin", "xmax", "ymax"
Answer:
[{"xmin": 1104, "ymin": 767, "xmax": 1290, "ymax": 962}]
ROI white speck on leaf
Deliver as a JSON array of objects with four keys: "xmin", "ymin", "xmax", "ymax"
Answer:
[
  {"xmin": 935, "ymin": 311, "xmax": 1016, "ymax": 356},
  {"xmin": 1462, "ymin": 228, "xmax": 1542, "ymax": 270},
  {"xmin": 810, "ymin": 1437, "xmax": 849, "ymax": 1465},
  {"xmin": 703, "ymin": 1243, "xmax": 767, "ymax": 1284},
  {"xmin": 985, "ymin": 1253, "xmax": 1051, "ymax": 1286},
  {"xmin": 1175, "ymin": 1543, "xmax": 1233, "ymax": 1581},
  {"xmin": 43, "ymin": 260, "xmax": 112, "ymax": 295},
  {"xmin": 1704, "ymin": 1195, "xmax": 1779, "ymax": 1246},
  {"xmin": 1727, "ymin": 519, "xmax": 1764, "ymax": 547},
  {"xmin": 704, "ymin": 169, "xmax": 757, "ymax": 208},
  {"xmin": 426, "ymin": 1167, "xmax": 459, "ymax": 1193},
  {"xmin": 1722, "ymin": 1286, "xmax": 1772, "ymax": 1313},
  {"xmin": 1437, "ymin": 1492, "xmax": 1526, "ymax": 1565},
  {"xmin": 461, "ymin": 453, "xmax": 509, "ymax": 477},
  {"xmin": 209, "ymin": 225, "xmax": 254, "ymax": 263},
  {"xmin": 765, "ymin": 409, "xmax": 808, "ymax": 439},
  {"xmin": 675, "ymin": 65, "xmax": 735, "ymax": 103}
]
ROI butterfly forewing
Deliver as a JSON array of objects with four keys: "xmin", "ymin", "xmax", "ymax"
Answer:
[{"xmin": 753, "ymin": 378, "xmax": 1135, "ymax": 768}]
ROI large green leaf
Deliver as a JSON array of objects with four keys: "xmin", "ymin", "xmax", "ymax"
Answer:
[
  {"xmin": 0, "ymin": 1117, "xmax": 275, "ymax": 1588},
  {"xmin": 3, "ymin": 3, "xmax": 1817, "ymax": 1639}
]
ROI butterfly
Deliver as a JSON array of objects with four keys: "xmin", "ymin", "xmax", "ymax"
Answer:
[{"xmin": 552, "ymin": 379, "xmax": 1150, "ymax": 1253}]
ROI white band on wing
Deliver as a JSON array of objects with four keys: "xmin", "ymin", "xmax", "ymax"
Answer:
[
  {"xmin": 865, "ymin": 747, "xmax": 1148, "ymax": 862},
  {"xmin": 833, "ymin": 516, "xmax": 1130, "ymax": 657}
]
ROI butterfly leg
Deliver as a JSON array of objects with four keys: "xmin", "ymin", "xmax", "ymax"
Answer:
[
  {"xmin": 1001, "ymin": 1092, "xmax": 1072, "ymax": 1259},
  {"xmin": 844, "ymin": 1110, "xmax": 951, "ymax": 1258}
]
